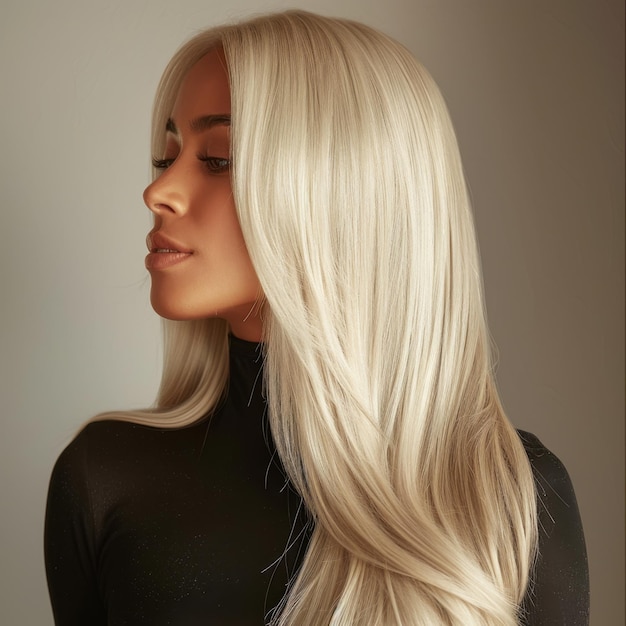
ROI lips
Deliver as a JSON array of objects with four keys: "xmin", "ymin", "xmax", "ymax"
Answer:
[
  {"xmin": 145, "ymin": 231, "xmax": 193, "ymax": 271},
  {"xmin": 146, "ymin": 231, "xmax": 193, "ymax": 254}
]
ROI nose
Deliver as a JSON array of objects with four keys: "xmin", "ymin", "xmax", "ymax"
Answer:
[{"xmin": 143, "ymin": 166, "xmax": 186, "ymax": 217}]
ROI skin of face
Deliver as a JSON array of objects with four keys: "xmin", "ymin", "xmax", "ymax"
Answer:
[{"xmin": 143, "ymin": 48, "xmax": 264, "ymax": 342}]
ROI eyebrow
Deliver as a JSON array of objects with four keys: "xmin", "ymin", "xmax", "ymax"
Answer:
[{"xmin": 165, "ymin": 115, "xmax": 231, "ymax": 135}]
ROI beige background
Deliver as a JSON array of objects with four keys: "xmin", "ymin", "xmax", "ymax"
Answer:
[{"xmin": 1, "ymin": 0, "xmax": 623, "ymax": 624}]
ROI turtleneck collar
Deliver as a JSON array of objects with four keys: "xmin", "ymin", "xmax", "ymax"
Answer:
[{"xmin": 228, "ymin": 333, "xmax": 263, "ymax": 361}]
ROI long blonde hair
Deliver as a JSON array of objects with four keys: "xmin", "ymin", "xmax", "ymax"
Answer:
[{"xmin": 96, "ymin": 10, "xmax": 537, "ymax": 624}]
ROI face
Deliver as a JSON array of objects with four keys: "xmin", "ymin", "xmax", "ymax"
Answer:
[{"xmin": 143, "ymin": 48, "xmax": 263, "ymax": 341}]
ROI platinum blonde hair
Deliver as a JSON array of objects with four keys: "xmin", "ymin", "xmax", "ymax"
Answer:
[{"xmin": 96, "ymin": 10, "xmax": 537, "ymax": 624}]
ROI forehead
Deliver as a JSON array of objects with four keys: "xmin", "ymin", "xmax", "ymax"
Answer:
[{"xmin": 171, "ymin": 47, "xmax": 231, "ymax": 119}]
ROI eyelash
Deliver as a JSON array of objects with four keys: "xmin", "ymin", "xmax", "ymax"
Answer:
[{"xmin": 151, "ymin": 154, "xmax": 231, "ymax": 174}]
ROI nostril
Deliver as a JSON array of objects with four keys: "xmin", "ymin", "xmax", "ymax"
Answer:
[
  {"xmin": 143, "ymin": 185, "xmax": 169, "ymax": 214},
  {"xmin": 143, "ymin": 176, "xmax": 182, "ymax": 215}
]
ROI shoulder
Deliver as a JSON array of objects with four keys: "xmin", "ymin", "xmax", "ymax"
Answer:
[
  {"xmin": 516, "ymin": 430, "xmax": 585, "ymax": 533},
  {"xmin": 46, "ymin": 418, "xmax": 204, "ymax": 543},
  {"xmin": 516, "ymin": 429, "xmax": 584, "ymax": 547},
  {"xmin": 51, "ymin": 420, "xmax": 151, "ymax": 474},
  {"xmin": 49, "ymin": 417, "xmax": 208, "ymax": 495},
  {"xmin": 49, "ymin": 420, "xmax": 179, "ymax": 498},
  {"xmin": 48, "ymin": 421, "xmax": 144, "ymax": 502},
  {"xmin": 53, "ymin": 417, "xmax": 201, "ymax": 469},
  {"xmin": 516, "ymin": 430, "xmax": 590, "ymax": 625},
  {"xmin": 517, "ymin": 430, "xmax": 576, "ymax": 496}
]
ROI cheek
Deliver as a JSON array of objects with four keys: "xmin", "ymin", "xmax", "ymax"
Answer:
[
  {"xmin": 194, "ymin": 195, "xmax": 261, "ymax": 293},
  {"xmin": 198, "ymin": 197, "xmax": 247, "ymax": 260}
]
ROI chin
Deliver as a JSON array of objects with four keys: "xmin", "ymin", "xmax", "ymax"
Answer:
[
  {"xmin": 150, "ymin": 293, "xmax": 197, "ymax": 321},
  {"xmin": 149, "ymin": 288, "xmax": 265, "ymax": 340}
]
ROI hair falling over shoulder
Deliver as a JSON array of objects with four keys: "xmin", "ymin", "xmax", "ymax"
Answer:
[{"xmin": 94, "ymin": 10, "xmax": 538, "ymax": 624}]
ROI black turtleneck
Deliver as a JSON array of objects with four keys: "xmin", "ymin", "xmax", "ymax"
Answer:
[{"xmin": 44, "ymin": 335, "xmax": 588, "ymax": 625}]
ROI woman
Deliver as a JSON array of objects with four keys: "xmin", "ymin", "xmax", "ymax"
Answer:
[{"xmin": 45, "ymin": 10, "xmax": 589, "ymax": 625}]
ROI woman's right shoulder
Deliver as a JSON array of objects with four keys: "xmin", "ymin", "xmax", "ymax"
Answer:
[
  {"xmin": 55, "ymin": 419, "xmax": 142, "ymax": 459},
  {"xmin": 50, "ymin": 419, "xmax": 155, "ymax": 486},
  {"xmin": 51, "ymin": 416, "xmax": 204, "ymax": 484}
]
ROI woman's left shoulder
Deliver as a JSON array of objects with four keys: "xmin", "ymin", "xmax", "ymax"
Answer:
[
  {"xmin": 517, "ymin": 430, "xmax": 576, "ymax": 492},
  {"xmin": 515, "ymin": 429, "xmax": 590, "ymax": 625}
]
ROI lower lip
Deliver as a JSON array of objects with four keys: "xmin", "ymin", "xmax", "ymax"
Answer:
[{"xmin": 145, "ymin": 251, "xmax": 192, "ymax": 270}]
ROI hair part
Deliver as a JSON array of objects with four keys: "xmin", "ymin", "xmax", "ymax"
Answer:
[{"xmin": 94, "ymin": 10, "xmax": 537, "ymax": 624}]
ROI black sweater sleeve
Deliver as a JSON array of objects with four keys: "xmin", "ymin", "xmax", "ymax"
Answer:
[
  {"xmin": 518, "ymin": 431, "xmax": 590, "ymax": 625},
  {"xmin": 44, "ymin": 430, "xmax": 107, "ymax": 625}
]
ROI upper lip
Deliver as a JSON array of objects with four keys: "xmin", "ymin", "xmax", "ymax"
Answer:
[{"xmin": 146, "ymin": 231, "xmax": 193, "ymax": 254}]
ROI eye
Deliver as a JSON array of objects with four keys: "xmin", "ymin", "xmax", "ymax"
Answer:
[
  {"xmin": 152, "ymin": 157, "xmax": 175, "ymax": 169},
  {"xmin": 198, "ymin": 155, "xmax": 231, "ymax": 174},
  {"xmin": 150, "ymin": 155, "xmax": 231, "ymax": 174}
]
